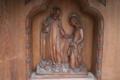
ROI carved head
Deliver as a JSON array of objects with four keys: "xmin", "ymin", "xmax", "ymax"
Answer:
[
  {"xmin": 51, "ymin": 7, "xmax": 61, "ymax": 20},
  {"xmin": 69, "ymin": 13, "xmax": 82, "ymax": 29}
]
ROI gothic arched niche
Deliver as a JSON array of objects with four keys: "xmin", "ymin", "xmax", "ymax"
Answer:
[{"xmin": 26, "ymin": 0, "xmax": 104, "ymax": 80}]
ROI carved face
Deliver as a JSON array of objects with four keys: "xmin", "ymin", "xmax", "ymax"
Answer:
[
  {"xmin": 69, "ymin": 14, "xmax": 81, "ymax": 28},
  {"xmin": 51, "ymin": 7, "xmax": 61, "ymax": 19}
]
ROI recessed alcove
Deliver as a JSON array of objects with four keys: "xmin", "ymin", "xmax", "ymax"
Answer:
[{"xmin": 25, "ymin": 0, "xmax": 103, "ymax": 80}]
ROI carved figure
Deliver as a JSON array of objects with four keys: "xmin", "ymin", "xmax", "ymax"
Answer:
[
  {"xmin": 37, "ymin": 7, "xmax": 86, "ymax": 74},
  {"xmin": 68, "ymin": 13, "xmax": 84, "ymax": 68},
  {"xmin": 41, "ymin": 7, "xmax": 64, "ymax": 64}
]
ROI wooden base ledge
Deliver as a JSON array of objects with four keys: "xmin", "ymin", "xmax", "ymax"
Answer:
[{"xmin": 30, "ymin": 72, "xmax": 96, "ymax": 80}]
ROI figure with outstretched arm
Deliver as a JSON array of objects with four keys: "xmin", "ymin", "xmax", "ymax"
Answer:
[{"xmin": 68, "ymin": 13, "xmax": 84, "ymax": 69}]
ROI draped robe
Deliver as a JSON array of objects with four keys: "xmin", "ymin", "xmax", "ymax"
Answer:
[{"xmin": 40, "ymin": 17, "xmax": 67, "ymax": 64}]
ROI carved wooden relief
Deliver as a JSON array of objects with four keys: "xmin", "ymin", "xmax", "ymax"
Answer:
[
  {"xmin": 26, "ymin": 0, "xmax": 104, "ymax": 80},
  {"xmin": 36, "ymin": 7, "xmax": 87, "ymax": 74}
]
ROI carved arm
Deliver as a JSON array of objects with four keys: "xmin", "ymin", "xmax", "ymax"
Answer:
[
  {"xmin": 42, "ymin": 17, "xmax": 52, "ymax": 33},
  {"xmin": 76, "ymin": 28, "xmax": 84, "ymax": 45},
  {"xmin": 58, "ymin": 20, "xmax": 70, "ymax": 38}
]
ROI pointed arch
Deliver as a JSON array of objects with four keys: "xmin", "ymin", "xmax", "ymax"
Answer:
[{"xmin": 25, "ymin": 0, "xmax": 104, "ymax": 80}]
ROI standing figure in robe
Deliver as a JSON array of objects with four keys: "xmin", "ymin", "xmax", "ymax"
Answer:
[
  {"xmin": 58, "ymin": 13, "xmax": 84, "ymax": 69},
  {"xmin": 41, "ymin": 7, "xmax": 64, "ymax": 65},
  {"xmin": 41, "ymin": 14, "xmax": 51, "ymax": 60},
  {"xmin": 67, "ymin": 13, "xmax": 84, "ymax": 69}
]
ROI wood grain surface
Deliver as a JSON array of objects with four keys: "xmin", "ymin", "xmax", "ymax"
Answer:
[{"xmin": 0, "ymin": 0, "xmax": 120, "ymax": 80}]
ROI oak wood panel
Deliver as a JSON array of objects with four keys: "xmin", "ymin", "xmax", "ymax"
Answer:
[{"xmin": 0, "ymin": 0, "xmax": 120, "ymax": 80}]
